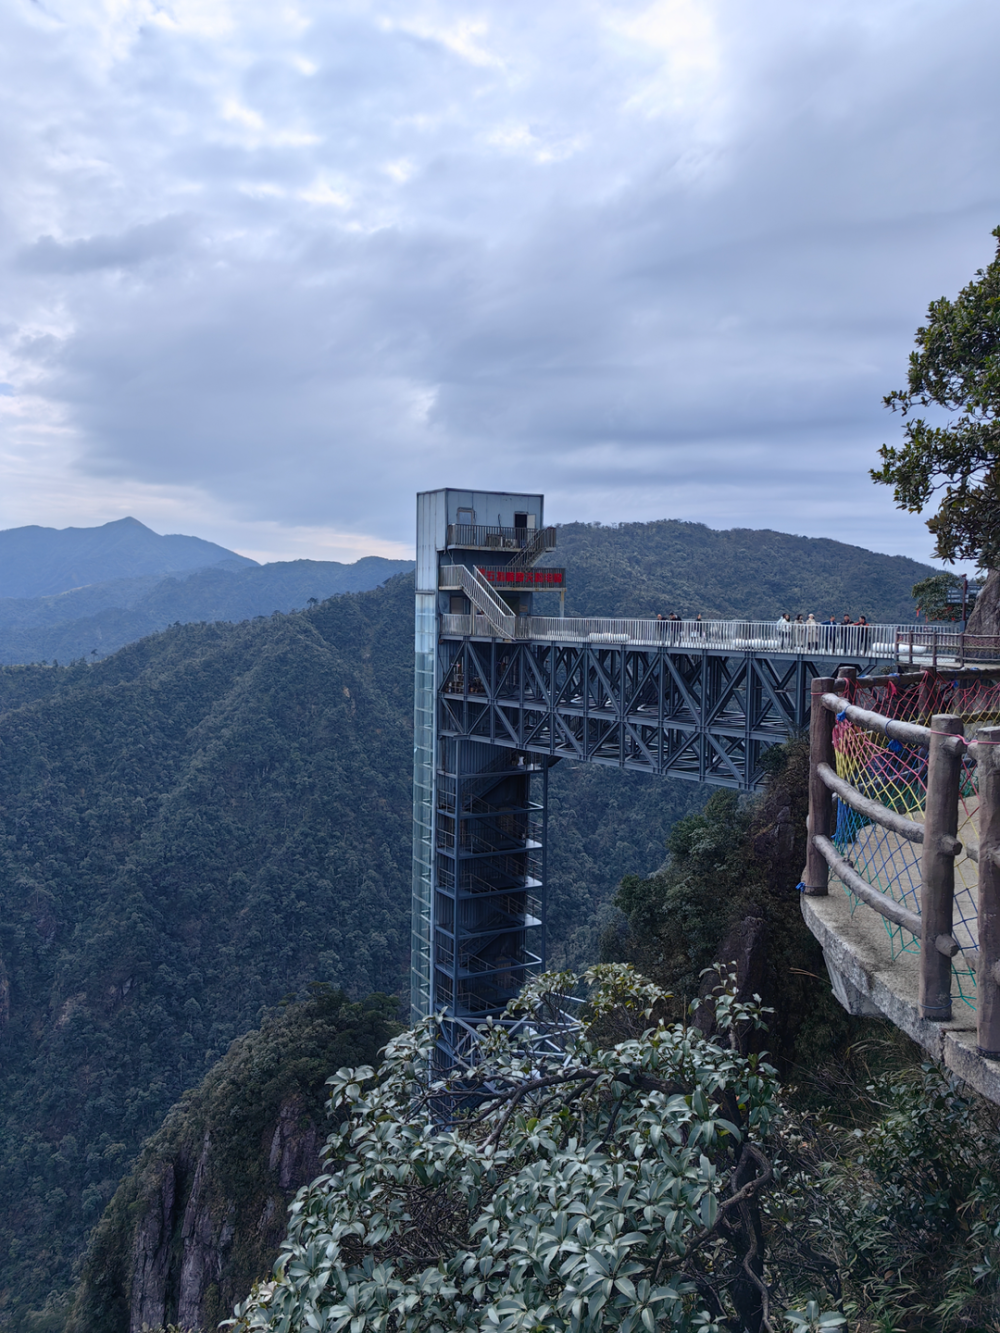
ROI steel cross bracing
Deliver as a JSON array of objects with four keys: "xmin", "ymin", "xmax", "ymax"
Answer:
[{"xmin": 437, "ymin": 635, "xmax": 869, "ymax": 790}]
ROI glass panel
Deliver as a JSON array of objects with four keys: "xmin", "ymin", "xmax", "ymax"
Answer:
[{"xmin": 410, "ymin": 592, "xmax": 437, "ymax": 1022}]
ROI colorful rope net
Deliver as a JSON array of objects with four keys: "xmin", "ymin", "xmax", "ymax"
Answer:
[{"xmin": 832, "ymin": 671, "xmax": 1000, "ymax": 1009}]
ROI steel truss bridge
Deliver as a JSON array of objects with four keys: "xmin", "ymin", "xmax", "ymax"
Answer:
[
  {"xmin": 412, "ymin": 489, "xmax": 897, "ymax": 1063},
  {"xmin": 440, "ymin": 636, "xmax": 835, "ymax": 789}
]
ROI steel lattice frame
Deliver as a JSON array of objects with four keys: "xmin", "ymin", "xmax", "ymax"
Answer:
[{"xmin": 437, "ymin": 635, "xmax": 864, "ymax": 789}]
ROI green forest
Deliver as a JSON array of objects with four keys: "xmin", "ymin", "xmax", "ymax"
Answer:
[
  {"xmin": 0, "ymin": 519, "xmax": 947, "ymax": 1328},
  {"xmin": 539, "ymin": 519, "xmax": 936, "ymax": 622},
  {"xmin": 0, "ymin": 570, "xmax": 703, "ymax": 1326}
]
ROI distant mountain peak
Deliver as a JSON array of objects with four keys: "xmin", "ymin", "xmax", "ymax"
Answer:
[{"xmin": 0, "ymin": 518, "xmax": 258, "ymax": 600}]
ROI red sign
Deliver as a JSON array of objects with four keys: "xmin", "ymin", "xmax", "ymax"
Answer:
[{"xmin": 476, "ymin": 567, "xmax": 565, "ymax": 586}]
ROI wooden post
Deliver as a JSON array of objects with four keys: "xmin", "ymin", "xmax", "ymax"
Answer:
[
  {"xmin": 804, "ymin": 677, "xmax": 837, "ymax": 895},
  {"xmin": 919, "ymin": 713, "xmax": 964, "ymax": 1021},
  {"xmin": 977, "ymin": 726, "xmax": 1000, "ymax": 1056},
  {"xmin": 838, "ymin": 665, "xmax": 858, "ymax": 698}
]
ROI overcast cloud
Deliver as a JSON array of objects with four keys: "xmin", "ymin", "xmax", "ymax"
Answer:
[{"xmin": 1, "ymin": 0, "xmax": 998, "ymax": 565}]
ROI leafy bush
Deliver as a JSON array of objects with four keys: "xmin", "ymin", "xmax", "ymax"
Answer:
[
  {"xmin": 225, "ymin": 965, "xmax": 791, "ymax": 1333},
  {"xmin": 776, "ymin": 1052, "xmax": 1000, "ymax": 1331}
]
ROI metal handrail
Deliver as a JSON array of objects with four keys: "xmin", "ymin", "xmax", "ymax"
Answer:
[
  {"xmin": 505, "ymin": 526, "xmax": 558, "ymax": 571},
  {"xmin": 447, "ymin": 523, "xmax": 536, "ymax": 550},
  {"xmin": 440, "ymin": 565, "xmax": 515, "ymax": 638},
  {"xmin": 440, "ymin": 614, "xmax": 916, "ymax": 655}
]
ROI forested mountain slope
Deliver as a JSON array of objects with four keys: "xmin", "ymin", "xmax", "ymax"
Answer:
[
  {"xmin": 0, "ymin": 516, "xmax": 256, "ymax": 599},
  {"xmin": 65, "ymin": 989, "xmax": 400, "ymax": 1333},
  {"xmin": 0, "ymin": 572, "xmax": 703, "ymax": 1327},
  {"xmin": 0, "ymin": 518, "xmax": 938, "ymax": 1327},
  {"xmin": 0, "ymin": 555, "xmax": 415, "ymax": 666},
  {"xmin": 540, "ymin": 519, "xmax": 936, "ymax": 621}
]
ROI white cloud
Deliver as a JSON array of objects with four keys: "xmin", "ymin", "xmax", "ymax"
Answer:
[
  {"xmin": 0, "ymin": 0, "xmax": 998, "ymax": 566},
  {"xmin": 378, "ymin": 13, "xmax": 507, "ymax": 69}
]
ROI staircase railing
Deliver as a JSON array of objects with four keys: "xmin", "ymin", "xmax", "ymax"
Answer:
[
  {"xmin": 439, "ymin": 564, "xmax": 515, "ymax": 638},
  {"xmin": 504, "ymin": 526, "xmax": 557, "ymax": 572}
]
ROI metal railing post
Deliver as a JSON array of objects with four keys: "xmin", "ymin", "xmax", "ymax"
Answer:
[
  {"xmin": 804, "ymin": 676, "xmax": 838, "ymax": 895},
  {"xmin": 919, "ymin": 713, "xmax": 964, "ymax": 1021},
  {"xmin": 977, "ymin": 726, "xmax": 1000, "ymax": 1056}
]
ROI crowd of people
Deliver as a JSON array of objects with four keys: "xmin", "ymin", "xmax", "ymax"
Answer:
[
  {"xmin": 649, "ymin": 610, "xmax": 875, "ymax": 650},
  {"xmin": 776, "ymin": 612, "xmax": 872, "ymax": 650}
]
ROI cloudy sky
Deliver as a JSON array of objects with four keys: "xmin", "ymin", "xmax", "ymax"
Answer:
[{"xmin": 1, "ymin": 0, "xmax": 998, "ymax": 566}]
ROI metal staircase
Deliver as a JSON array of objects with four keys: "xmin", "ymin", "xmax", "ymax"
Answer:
[
  {"xmin": 505, "ymin": 525, "xmax": 557, "ymax": 572},
  {"xmin": 439, "ymin": 564, "xmax": 515, "ymax": 638}
]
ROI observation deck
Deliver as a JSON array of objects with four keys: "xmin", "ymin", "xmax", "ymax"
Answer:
[
  {"xmin": 413, "ymin": 486, "xmax": 1000, "ymax": 1083},
  {"xmin": 800, "ymin": 669, "xmax": 1000, "ymax": 1106}
]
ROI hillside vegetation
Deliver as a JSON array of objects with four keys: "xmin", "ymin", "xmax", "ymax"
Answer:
[
  {"xmin": 0, "ymin": 572, "xmax": 702, "ymax": 1326},
  {"xmin": 0, "ymin": 517, "xmax": 943, "ymax": 1327},
  {"xmin": 64, "ymin": 988, "xmax": 400, "ymax": 1333},
  {"xmin": 540, "ymin": 519, "xmax": 936, "ymax": 621},
  {"xmin": 0, "ymin": 555, "xmax": 415, "ymax": 665}
]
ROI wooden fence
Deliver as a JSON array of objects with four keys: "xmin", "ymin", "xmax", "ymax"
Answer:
[{"xmin": 805, "ymin": 672, "xmax": 1000, "ymax": 1056}]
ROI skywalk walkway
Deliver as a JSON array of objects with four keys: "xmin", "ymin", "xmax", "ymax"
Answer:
[
  {"xmin": 801, "ymin": 670, "xmax": 1000, "ymax": 1105},
  {"xmin": 442, "ymin": 612, "xmax": 896, "ymax": 657},
  {"xmin": 413, "ymin": 489, "xmax": 1000, "ymax": 1080}
]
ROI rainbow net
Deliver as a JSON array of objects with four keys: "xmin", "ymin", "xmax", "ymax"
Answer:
[{"xmin": 832, "ymin": 672, "xmax": 1000, "ymax": 1009}]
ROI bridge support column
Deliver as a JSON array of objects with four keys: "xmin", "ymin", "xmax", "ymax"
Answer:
[
  {"xmin": 977, "ymin": 726, "xmax": 1000, "ymax": 1056},
  {"xmin": 919, "ymin": 714, "xmax": 964, "ymax": 1021},
  {"xmin": 804, "ymin": 676, "xmax": 837, "ymax": 895}
]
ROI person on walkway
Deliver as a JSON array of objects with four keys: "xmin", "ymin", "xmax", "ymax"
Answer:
[
  {"xmin": 777, "ymin": 612, "xmax": 792, "ymax": 648},
  {"xmin": 838, "ymin": 612, "xmax": 852, "ymax": 652},
  {"xmin": 805, "ymin": 613, "xmax": 819, "ymax": 650}
]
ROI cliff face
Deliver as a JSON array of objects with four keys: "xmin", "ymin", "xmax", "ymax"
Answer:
[
  {"xmin": 67, "ymin": 990, "xmax": 398, "ymax": 1333},
  {"xmin": 123, "ymin": 1096, "xmax": 319, "ymax": 1332},
  {"xmin": 968, "ymin": 568, "xmax": 1000, "ymax": 637}
]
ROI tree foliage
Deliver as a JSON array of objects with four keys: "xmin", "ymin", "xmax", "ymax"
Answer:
[
  {"xmin": 872, "ymin": 224, "xmax": 1000, "ymax": 566},
  {"xmin": 226, "ymin": 965, "xmax": 797, "ymax": 1333},
  {"xmin": 910, "ymin": 572, "xmax": 966, "ymax": 622}
]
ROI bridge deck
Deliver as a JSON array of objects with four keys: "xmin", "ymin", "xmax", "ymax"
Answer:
[{"xmin": 441, "ymin": 614, "xmax": 906, "ymax": 659}]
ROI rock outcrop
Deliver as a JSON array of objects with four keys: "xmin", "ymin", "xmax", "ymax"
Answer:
[
  {"xmin": 968, "ymin": 568, "xmax": 1000, "ymax": 637},
  {"xmin": 67, "ymin": 989, "xmax": 398, "ymax": 1333}
]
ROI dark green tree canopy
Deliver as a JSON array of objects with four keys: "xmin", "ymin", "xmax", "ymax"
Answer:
[{"xmin": 872, "ymin": 224, "xmax": 1000, "ymax": 566}]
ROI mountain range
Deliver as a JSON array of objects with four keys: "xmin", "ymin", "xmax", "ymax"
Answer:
[
  {"xmin": 0, "ymin": 514, "xmax": 939, "ymax": 1328},
  {"xmin": 0, "ymin": 518, "xmax": 415, "ymax": 665},
  {"xmin": 0, "ymin": 516, "xmax": 256, "ymax": 598}
]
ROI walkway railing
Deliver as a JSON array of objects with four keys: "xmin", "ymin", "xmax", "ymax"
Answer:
[
  {"xmin": 804, "ymin": 671, "xmax": 1000, "ymax": 1054},
  {"xmin": 897, "ymin": 627, "xmax": 1000, "ymax": 668},
  {"xmin": 440, "ymin": 565, "xmax": 515, "ymax": 638},
  {"xmin": 441, "ymin": 614, "xmax": 913, "ymax": 656}
]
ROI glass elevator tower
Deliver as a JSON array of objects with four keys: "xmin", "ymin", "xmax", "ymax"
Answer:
[{"xmin": 411, "ymin": 489, "xmax": 557, "ymax": 1063}]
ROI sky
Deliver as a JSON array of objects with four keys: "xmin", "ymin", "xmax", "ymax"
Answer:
[{"xmin": 1, "ymin": 0, "xmax": 998, "ymax": 568}]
